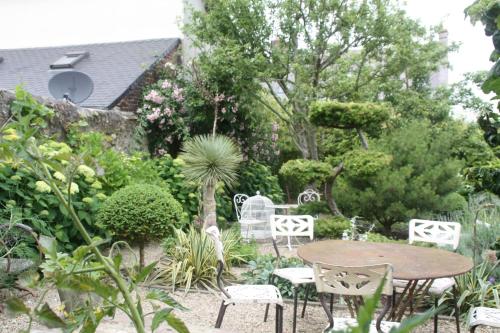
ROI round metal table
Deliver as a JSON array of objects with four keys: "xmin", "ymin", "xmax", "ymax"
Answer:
[{"xmin": 298, "ymin": 240, "xmax": 473, "ymax": 321}]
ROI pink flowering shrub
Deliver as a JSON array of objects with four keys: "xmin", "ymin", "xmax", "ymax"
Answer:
[{"xmin": 138, "ymin": 64, "xmax": 280, "ymax": 162}]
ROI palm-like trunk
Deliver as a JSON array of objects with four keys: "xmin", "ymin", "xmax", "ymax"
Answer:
[{"xmin": 203, "ymin": 181, "xmax": 217, "ymax": 229}]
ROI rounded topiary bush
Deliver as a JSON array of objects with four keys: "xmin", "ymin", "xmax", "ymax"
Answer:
[
  {"xmin": 314, "ymin": 215, "xmax": 351, "ymax": 239},
  {"xmin": 97, "ymin": 184, "xmax": 185, "ymax": 266}
]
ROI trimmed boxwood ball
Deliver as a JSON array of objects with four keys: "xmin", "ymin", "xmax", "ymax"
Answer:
[{"xmin": 97, "ymin": 184, "xmax": 185, "ymax": 266}]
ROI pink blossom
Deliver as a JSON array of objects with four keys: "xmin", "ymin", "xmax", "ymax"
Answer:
[
  {"xmin": 166, "ymin": 136, "xmax": 173, "ymax": 143},
  {"xmin": 179, "ymin": 107, "xmax": 186, "ymax": 114},
  {"xmin": 168, "ymin": 120, "xmax": 173, "ymax": 125},
  {"xmin": 232, "ymin": 103, "xmax": 239, "ymax": 113},
  {"xmin": 161, "ymin": 80, "xmax": 172, "ymax": 89},
  {"xmin": 164, "ymin": 107, "xmax": 173, "ymax": 117},
  {"xmin": 146, "ymin": 108, "xmax": 161, "ymax": 122},
  {"xmin": 272, "ymin": 123, "xmax": 279, "ymax": 132},
  {"xmin": 214, "ymin": 93, "xmax": 225, "ymax": 103},
  {"xmin": 145, "ymin": 90, "xmax": 165, "ymax": 104},
  {"xmin": 172, "ymin": 87, "xmax": 184, "ymax": 102},
  {"xmin": 137, "ymin": 108, "xmax": 142, "ymax": 114},
  {"xmin": 221, "ymin": 107, "xmax": 227, "ymax": 114},
  {"xmin": 157, "ymin": 148, "xmax": 167, "ymax": 156},
  {"xmin": 271, "ymin": 133, "xmax": 278, "ymax": 142}
]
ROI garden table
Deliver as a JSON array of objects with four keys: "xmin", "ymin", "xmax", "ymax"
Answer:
[{"xmin": 297, "ymin": 240, "xmax": 473, "ymax": 321}]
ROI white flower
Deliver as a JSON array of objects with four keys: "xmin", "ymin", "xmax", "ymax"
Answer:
[
  {"xmin": 69, "ymin": 182, "xmax": 79, "ymax": 194},
  {"xmin": 35, "ymin": 181, "xmax": 52, "ymax": 193},
  {"xmin": 77, "ymin": 165, "xmax": 95, "ymax": 179},
  {"xmin": 53, "ymin": 171, "xmax": 66, "ymax": 182}
]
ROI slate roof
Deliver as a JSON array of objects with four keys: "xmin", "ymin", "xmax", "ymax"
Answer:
[{"xmin": 0, "ymin": 38, "xmax": 180, "ymax": 109}]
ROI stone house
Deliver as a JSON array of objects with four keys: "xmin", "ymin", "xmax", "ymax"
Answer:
[{"xmin": 0, "ymin": 38, "xmax": 181, "ymax": 112}]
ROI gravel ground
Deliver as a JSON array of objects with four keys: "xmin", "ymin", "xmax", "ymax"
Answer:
[
  {"xmin": 1, "ymin": 241, "xmax": 498, "ymax": 332},
  {"xmin": 2, "ymin": 288, "xmax": 497, "ymax": 333}
]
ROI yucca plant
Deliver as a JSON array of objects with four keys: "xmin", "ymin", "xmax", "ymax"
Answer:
[
  {"xmin": 179, "ymin": 135, "xmax": 242, "ymax": 229},
  {"xmin": 440, "ymin": 260, "xmax": 499, "ymax": 319},
  {"xmin": 151, "ymin": 227, "xmax": 246, "ymax": 292}
]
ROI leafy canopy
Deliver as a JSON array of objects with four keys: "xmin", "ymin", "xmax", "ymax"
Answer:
[{"xmin": 179, "ymin": 135, "xmax": 242, "ymax": 187}]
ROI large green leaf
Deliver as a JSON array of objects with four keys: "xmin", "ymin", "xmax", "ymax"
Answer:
[
  {"xmin": 146, "ymin": 289, "xmax": 187, "ymax": 310},
  {"xmin": 151, "ymin": 308, "xmax": 172, "ymax": 332},
  {"xmin": 34, "ymin": 303, "xmax": 67, "ymax": 328},
  {"xmin": 134, "ymin": 261, "xmax": 157, "ymax": 283},
  {"xmin": 5, "ymin": 297, "xmax": 30, "ymax": 315},
  {"xmin": 166, "ymin": 312, "xmax": 189, "ymax": 333}
]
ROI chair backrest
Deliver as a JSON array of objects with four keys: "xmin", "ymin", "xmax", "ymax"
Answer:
[
  {"xmin": 409, "ymin": 219, "xmax": 461, "ymax": 250},
  {"xmin": 312, "ymin": 262, "xmax": 393, "ymax": 297},
  {"xmin": 270, "ymin": 214, "xmax": 314, "ymax": 240},
  {"xmin": 205, "ymin": 226, "xmax": 231, "ymax": 299},
  {"xmin": 297, "ymin": 189, "xmax": 320, "ymax": 205},
  {"xmin": 233, "ymin": 194, "xmax": 249, "ymax": 221}
]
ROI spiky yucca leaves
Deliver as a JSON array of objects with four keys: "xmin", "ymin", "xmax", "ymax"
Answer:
[
  {"xmin": 151, "ymin": 227, "xmax": 245, "ymax": 292},
  {"xmin": 180, "ymin": 135, "xmax": 242, "ymax": 229}
]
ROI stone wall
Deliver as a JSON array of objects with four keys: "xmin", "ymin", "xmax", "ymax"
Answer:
[
  {"xmin": 0, "ymin": 89, "xmax": 145, "ymax": 152},
  {"xmin": 114, "ymin": 46, "xmax": 182, "ymax": 112}
]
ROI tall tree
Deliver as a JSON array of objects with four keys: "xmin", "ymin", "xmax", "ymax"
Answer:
[
  {"xmin": 180, "ymin": 135, "xmax": 242, "ymax": 229},
  {"xmin": 186, "ymin": 0, "xmax": 451, "ymax": 159}
]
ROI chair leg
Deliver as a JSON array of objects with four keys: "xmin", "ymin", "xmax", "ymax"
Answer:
[
  {"xmin": 215, "ymin": 301, "xmax": 228, "ymax": 328},
  {"xmin": 264, "ymin": 275, "xmax": 274, "ymax": 322},
  {"xmin": 470, "ymin": 326, "xmax": 477, "ymax": 333},
  {"xmin": 319, "ymin": 293, "xmax": 334, "ymax": 332},
  {"xmin": 330, "ymin": 293, "xmax": 334, "ymax": 313},
  {"xmin": 292, "ymin": 287, "xmax": 298, "ymax": 333},
  {"xmin": 276, "ymin": 304, "xmax": 283, "ymax": 333},
  {"xmin": 434, "ymin": 298, "xmax": 438, "ymax": 333},
  {"xmin": 301, "ymin": 284, "xmax": 310, "ymax": 318},
  {"xmin": 264, "ymin": 303, "xmax": 270, "ymax": 322},
  {"xmin": 452, "ymin": 286, "xmax": 461, "ymax": 333}
]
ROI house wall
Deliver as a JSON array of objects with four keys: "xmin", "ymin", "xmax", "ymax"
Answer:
[
  {"xmin": 0, "ymin": 89, "xmax": 146, "ymax": 152},
  {"xmin": 114, "ymin": 47, "xmax": 181, "ymax": 112}
]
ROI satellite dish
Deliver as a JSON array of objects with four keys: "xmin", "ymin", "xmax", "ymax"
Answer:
[{"xmin": 48, "ymin": 71, "xmax": 93, "ymax": 104}]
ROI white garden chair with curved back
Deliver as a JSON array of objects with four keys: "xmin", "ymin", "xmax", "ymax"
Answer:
[
  {"xmin": 394, "ymin": 219, "xmax": 462, "ymax": 333},
  {"xmin": 205, "ymin": 226, "xmax": 284, "ymax": 333},
  {"xmin": 263, "ymin": 214, "xmax": 315, "ymax": 333},
  {"xmin": 313, "ymin": 262, "xmax": 399, "ymax": 333},
  {"xmin": 297, "ymin": 188, "xmax": 321, "ymax": 206},
  {"xmin": 468, "ymin": 307, "xmax": 500, "ymax": 332},
  {"xmin": 233, "ymin": 193, "xmax": 249, "ymax": 222}
]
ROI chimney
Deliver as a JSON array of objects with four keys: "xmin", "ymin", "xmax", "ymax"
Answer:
[
  {"xmin": 430, "ymin": 30, "xmax": 449, "ymax": 88},
  {"xmin": 182, "ymin": 0, "xmax": 205, "ymax": 66}
]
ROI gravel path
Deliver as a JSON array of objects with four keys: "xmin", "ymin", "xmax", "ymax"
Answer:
[
  {"xmin": 1, "ymin": 241, "xmax": 498, "ymax": 332},
  {"xmin": 2, "ymin": 287, "xmax": 498, "ymax": 333}
]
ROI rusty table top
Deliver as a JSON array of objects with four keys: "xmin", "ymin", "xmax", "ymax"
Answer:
[{"xmin": 297, "ymin": 240, "xmax": 473, "ymax": 280}]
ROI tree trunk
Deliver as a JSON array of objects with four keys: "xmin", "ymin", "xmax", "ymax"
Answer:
[
  {"xmin": 203, "ymin": 181, "xmax": 217, "ymax": 229},
  {"xmin": 356, "ymin": 128, "xmax": 369, "ymax": 150},
  {"xmin": 324, "ymin": 162, "xmax": 344, "ymax": 216},
  {"xmin": 139, "ymin": 241, "xmax": 145, "ymax": 269},
  {"xmin": 294, "ymin": 122, "xmax": 319, "ymax": 160}
]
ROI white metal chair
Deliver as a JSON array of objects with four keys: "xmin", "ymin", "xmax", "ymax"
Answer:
[
  {"xmin": 468, "ymin": 307, "xmax": 500, "ymax": 332},
  {"xmin": 271, "ymin": 214, "xmax": 314, "ymax": 251},
  {"xmin": 263, "ymin": 215, "xmax": 315, "ymax": 333},
  {"xmin": 394, "ymin": 219, "xmax": 462, "ymax": 333},
  {"xmin": 297, "ymin": 188, "xmax": 321, "ymax": 205},
  {"xmin": 313, "ymin": 262, "xmax": 399, "ymax": 333},
  {"xmin": 233, "ymin": 193, "xmax": 248, "ymax": 222},
  {"xmin": 409, "ymin": 219, "xmax": 461, "ymax": 250},
  {"xmin": 205, "ymin": 226, "xmax": 284, "ymax": 333}
]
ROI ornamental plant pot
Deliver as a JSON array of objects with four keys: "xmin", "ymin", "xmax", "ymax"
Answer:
[{"xmin": 57, "ymin": 288, "xmax": 99, "ymax": 313}]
